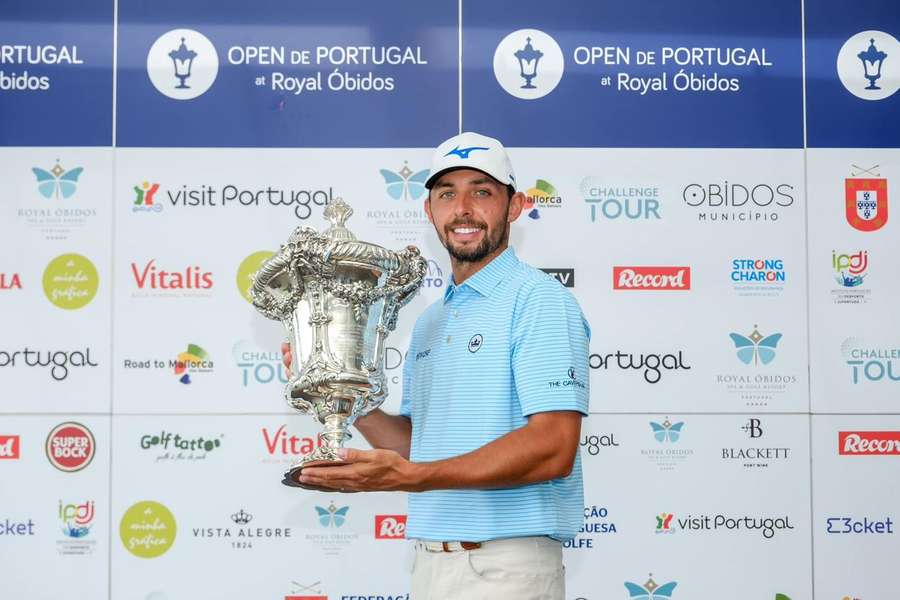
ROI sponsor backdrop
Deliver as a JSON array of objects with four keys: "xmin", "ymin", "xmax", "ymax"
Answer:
[{"xmin": 1, "ymin": 0, "xmax": 897, "ymax": 598}]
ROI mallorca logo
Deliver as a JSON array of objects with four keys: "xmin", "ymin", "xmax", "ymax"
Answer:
[
  {"xmin": 43, "ymin": 253, "xmax": 99, "ymax": 309},
  {"xmin": 45, "ymin": 422, "xmax": 95, "ymax": 472},
  {"xmin": 841, "ymin": 337, "xmax": 899, "ymax": 384},
  {"xmin": 32, "ymin": 161, "xmax": 83, "ymax": 199},
  {"xmin": 845, "ymin": 165, "xmax": 888, "ymax": 232},
  {"xmin": 375, "ymin": 515, "xmax": 407, "ymax": 539},
  {"xmin": 120, "ymin": 500, "xmax": 177, "ymax": 558},
  {"xmin": 523, "ymin": 179, "xmax": 563, "ymax": 219},
  {"xmin": 729, "ymin": 325, "xmax": 782, "ymax": 366},
  {"xmin": 147, "ymin": 29, "xmax": 219, "ymax": 100},
  {"xmin": 625, "ymin": 574, "xmax": 677, "ymax": 599},
  {"xmin": 173, "ymin": 344, "xmax": 213, "ymax": 384},
  {"xmin": 0, "ymin": 435, "xmax": 20, "ymax": 459},
  {"xmin": 493, "ymin": 29, "xmax": 565, "ymax": 99},
  {"xmin": 133, "ymin": 181, "xmax": 162, "ymax": 213},
  {"xmin": 836, "ymin": 31, "xmax": 900, "ymax": 101},
  {"xmin": 839, "ymin": 431, "xmax": 900, "ymax": 455},
  {"xmin": 379, "ymin": 162, "xmax": 429, "ymax": 201},
  {"xmin": 614, "ymin": 266, "xmax": 690, "ymax": 290},
  {"xmin": 730, "ymin": 258, "xmax": 785, "ymax": 297},
  {"xmin": 236, "ymin": 251, "xmax": 275, "ymax": 303}
]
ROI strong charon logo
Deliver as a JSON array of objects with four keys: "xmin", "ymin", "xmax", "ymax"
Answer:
[
  {"xmin": 147, "ymin": 29, "xmax": 219, "ymax": 100},
  {"xmin": 493, "ymin": 29, "xmax": 565, "ymax": 99},
  {"xmin": 837, "ymin": 30, "xmax": 900, "ymax": 101},
  {"xmin": 32, "ymin": 161, "xmax": 83, "ymax": 199}
]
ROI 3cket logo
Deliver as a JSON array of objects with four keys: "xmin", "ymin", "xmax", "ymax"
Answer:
[
  {"xmin": 45, "ymin": 422, "xmax": 95, "ymax": 472},
  {"xmin": 826, "ymin": 516, "xmax": 894, "ymax": 534},
  {"xmin": 375, "ymin": 515, "xmax": 407, "ymax": 539},
  {"xmin": 589, "ymin": 350, "xmax": 691, "ymax": 383}
]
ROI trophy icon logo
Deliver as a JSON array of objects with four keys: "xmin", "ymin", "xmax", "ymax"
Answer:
[
  {"xmin": 493, "ymin": 28, "xmax": 564, "ymax": 100},
  {"xmin": 837, "ymin": 30, "xmax": 900, "ymax": 101},
  {"xmin": 147, "ymin": 29, "xmax": 219, "ymax": 100}
]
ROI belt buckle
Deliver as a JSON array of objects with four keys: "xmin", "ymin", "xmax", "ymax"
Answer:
[{"xmin": 441, "ymin": 541, "xmax": 481, "ymax": 552}]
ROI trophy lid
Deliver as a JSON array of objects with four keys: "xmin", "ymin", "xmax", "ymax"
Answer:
[{"xmin": 323, "ymin": 198, "xmax": 356, "ymax": 241}]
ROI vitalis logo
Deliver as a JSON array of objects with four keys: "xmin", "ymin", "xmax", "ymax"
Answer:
[
  {"xmin": 682, "ymin": 181, "xmax": 794, "ymax": 223},
  {"xmin": 130, "ymin": 260, "xmax": 214, "ymax": 296},
  {"xmin": 613, "ymin": 266, "xmax": 690, "ymax": 290},
  {"xmin": 0, "ymin": 347, "xmax": 98, "ymax": 381},
  {"xmin": 140, "ymin": 431, "xmax": 223, "ymax": 462},
  {"xmin": 540, "ymin": 268, "xmax": 575, "ymax": 288},
  {"xmin": 191, "ymin": 509, "xmax": 292, "ymax": 550},
  {"xmin": 589, "ymin": 350, "xmax": 690, "ymax": 383},
  {"xmin": 841, "ymin": 337, "xmax": 900, "ymax": 384},
  {"xmin": 839, "ymin": 431, "xmax": 900, "ymax": 455},
  {"xmin": 262, "ymin": 424, "xmax": 324, "ymax": 464},
  {"xmin": 375, "ymin": 515, "xmax": 407, "ymax": 539},
  {"xmin": 147, "ymin": 29, "xmax": 219, "ymax": 100},
  {"xmin": 731, "ymin": 258, "xmax": 785, "ymax": 298},
  {"xmin": 581, "ymin": 179, "xmax": 662, "ymax": 222},
  {"xmin": 524, "ymin": 179, "xmax": 563, "ymax": 219},
  {"xmin": 565, "ymin": 505, "xmax": 617, "ymax": 549},
  {"xmin": 625, "ymin": 574, "xmax": 677, "ymax": 600},
  {"xmin": 845, "ymin": 165, "xmax": 888, "ymax": 232},
  {"xmin": 0, "ymin": 435, "xmax": 20, "ymax": 459}
]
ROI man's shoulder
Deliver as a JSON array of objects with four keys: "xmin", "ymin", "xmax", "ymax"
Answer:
[{"xmin": 509, "ymin": 258, "xmax": 582, "ymax": 308}]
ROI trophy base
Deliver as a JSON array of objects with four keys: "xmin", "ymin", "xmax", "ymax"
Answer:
[{"xmin": 282, "ymin": 460, "xmax": 358, "ymax": 492}]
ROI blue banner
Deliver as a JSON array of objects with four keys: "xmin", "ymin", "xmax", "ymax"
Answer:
[
  {"xmin": 462, "ymin": 0, "xmax": 804, "ymax": 148},
  {"xmin": 116, "ymin": 0, "xmax": 458, "ymax": 147}
]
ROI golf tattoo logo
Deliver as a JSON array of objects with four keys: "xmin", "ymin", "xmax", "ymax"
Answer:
[
  {"xmin": 836, "ymin": 30, "xmax": 900, "ymax": 101},
  {"xmin": 493, "ymin": 29, "xmax": 564, "ymax": 99},
  {"xmin": 147, "ymin": 29, "xmax": 219, "ymax": 100}
]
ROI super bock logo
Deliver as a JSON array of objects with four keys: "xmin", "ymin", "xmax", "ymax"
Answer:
[{"xmin": 845, "ymin": 166, "xmax": 888, "ymax": 232}]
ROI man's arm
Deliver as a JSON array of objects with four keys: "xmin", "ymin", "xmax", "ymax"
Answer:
[{"xmin": 297, "ymin": 410, "xmax": 581, "ymax": 492}]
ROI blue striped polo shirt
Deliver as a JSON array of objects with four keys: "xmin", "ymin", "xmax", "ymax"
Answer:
[{"xmin": 399, "ymin": 247, "xmax": 590, "ymax": 542}]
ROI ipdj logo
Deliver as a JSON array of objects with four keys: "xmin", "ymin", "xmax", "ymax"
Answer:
[
  {"xmin": 147, "ymin": 29, "xmax": 219, "ymax": 100},
  {"xmin": 837, "ymin": 30, "xmax": 900, "ymax": 101},
  {"xmin": 625, "ymin": 574, "xmax": 677, "ymax": 599},
  {"xmin": 59, "ymin": 500, "xmax": 95, "ymax": 538},
  {"xmin": 845, "ymin": 165, "xmax": 888, "ymax": 232},
  {"xmin": 493, "ymin": 29, "xmax": 565, "ymax": 99},
  {"xmin": 32, "ymin": 161, "xmax": 83, "ymax": 199},
  {"xmin": 833, "ymin": 250, "xmax": 868, "ymax": 287}
]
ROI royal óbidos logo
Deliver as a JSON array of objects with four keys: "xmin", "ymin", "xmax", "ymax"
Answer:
[
  {"xmin": 147, "ymin": 29, "xmax": 219, "ymax": 100},
  {"xmin": 493, "ymin": 29, "xmax": 564, "ymax": 99}
]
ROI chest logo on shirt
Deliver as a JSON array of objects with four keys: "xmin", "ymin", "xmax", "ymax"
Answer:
[
  {"xmin": 468, "ymin": 334, "xmax": 483, "ymax": 353},
  {"xmin": 415, "ymin": 349, "xmax": 431, "ymax": 361}
]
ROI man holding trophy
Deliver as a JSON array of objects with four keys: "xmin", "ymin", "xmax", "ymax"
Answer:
[{"xmin": 269, "ymin": 132, "xmax": 590, "ymax": 600}]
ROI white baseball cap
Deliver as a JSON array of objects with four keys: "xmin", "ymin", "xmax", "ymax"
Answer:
[{"xmin": 425, "ymin": 131, "xmax": 517, "ymax": 191}]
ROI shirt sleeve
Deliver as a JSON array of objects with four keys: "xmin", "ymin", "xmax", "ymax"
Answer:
[{"xmin": 511, "ymin": 277, "xmax": 591, "ymax": 417}]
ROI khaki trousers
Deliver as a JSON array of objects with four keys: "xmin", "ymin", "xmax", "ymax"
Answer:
[{"xmin": 410, "ymin": 536, "xmax": 565, "ymax": 600}]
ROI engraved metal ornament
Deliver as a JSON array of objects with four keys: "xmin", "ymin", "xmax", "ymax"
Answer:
[{"xmin": 250, "ymin": 198, "xmax": 426, "ymax": 489}]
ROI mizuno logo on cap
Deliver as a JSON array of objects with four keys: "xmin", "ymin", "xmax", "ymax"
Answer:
[{"xmin": 444, "ymin": 146, "xmax": 489, "ymax": 159}]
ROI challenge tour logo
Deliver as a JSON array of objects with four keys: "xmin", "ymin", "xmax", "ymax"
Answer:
[{"xmin": 147, "ymin": 29, "xmax": 219, "ymax": 100}]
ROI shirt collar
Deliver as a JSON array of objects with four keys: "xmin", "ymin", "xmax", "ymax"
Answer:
[{"xmin": 443, "ymin": 247, "xmax": 519, "ymax": 303}]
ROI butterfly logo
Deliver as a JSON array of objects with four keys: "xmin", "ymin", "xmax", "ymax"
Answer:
[
  {"xmin": 32, "ymin": 161, "xmax": 84, "ymax": 199},
  {"xmin": 625, "ymin": 575, "xmax": 677, "ymax": 600},
  {"xmin": 315, "ymin": 502, "xmax": 349, "ymax": 528},
  {"xmin": 444, "ymin": 145, "xmax": 489, "ymax": 159},
  {"xmin": 649, "ymin": 419, "xmax": 683, "ymax": 443},
  {"xmin": 729, "ymin": 325, "xmax": 782, "ymax": 366},
  {"xmin": 379, "ymin": 162, "xmax": 430, "ymax": 201}
]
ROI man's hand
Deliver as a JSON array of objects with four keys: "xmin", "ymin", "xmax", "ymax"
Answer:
[
  {"xmin": 298, "ymin": 448, "xmax": 420, "ymax": 492},
  {"xmin": 281, "ymin": 341, "xmax": 293, "ymax": 378}
]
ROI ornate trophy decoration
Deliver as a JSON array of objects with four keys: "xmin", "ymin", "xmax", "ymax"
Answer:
[{"xmin": 251, "ymin": 199, "xmax": 426, "ymax": 489}]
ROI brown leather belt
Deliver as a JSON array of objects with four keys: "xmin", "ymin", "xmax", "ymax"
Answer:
[{"xmin": 420, "ymin": 540, "xmax": 482, "ymax": 552}]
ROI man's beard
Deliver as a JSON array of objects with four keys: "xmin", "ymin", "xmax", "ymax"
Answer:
[{"xmin": 439, "ymin": 219, "xmax": 508, "ymax": 263}]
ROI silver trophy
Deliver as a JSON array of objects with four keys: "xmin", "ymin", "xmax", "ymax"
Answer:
[{"xmin": 250, "ymin": 198, "xmax": 426, "ymax": 489}]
